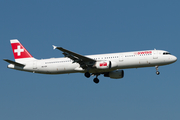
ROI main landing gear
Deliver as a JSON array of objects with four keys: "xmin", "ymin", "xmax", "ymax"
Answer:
[
  {"xmin": 84, "ymin": 72, "xmax": 100, "ymax": 84},
  {"xmin": 93, "ymin": 77, "xmax": 99, "ymax": 84},
  {"xmin": 84, "ymin": 72, "xmax": 91, "ymax": 78},
  {"xmin": 155, "ymin": 66, "xmax": 160, "ymax": 75}
]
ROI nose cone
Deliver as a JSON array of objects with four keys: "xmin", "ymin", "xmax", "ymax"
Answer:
[{"xmin": 172, "ymin": 56, "xmax": 177, "ymax": 63}]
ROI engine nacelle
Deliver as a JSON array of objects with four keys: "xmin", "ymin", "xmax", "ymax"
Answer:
[
  {"xmin": 95, "ymin": 61, "xmax": 118, "ymax": 69},
  {"xmin": 110, "ymin": 61, "xmax": 118, "ymax": 68},
  {"xmin": 104, "ymin": 70, "xmax": 124, "ymax": 79},
  {"xmin": 95, "ymin": 61, "xmax": 110, "ymax": 69}
]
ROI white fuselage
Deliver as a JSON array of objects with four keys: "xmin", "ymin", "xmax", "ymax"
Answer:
[{"xmin": 8, "ymin": 49, "xmax": 177, "ymax": 74}]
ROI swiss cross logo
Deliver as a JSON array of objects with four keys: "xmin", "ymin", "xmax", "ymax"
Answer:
[
  {"xmin": 10, "ymin": 40, "xmax": 33, "ymax": 59},
  {"xmin": 100, "ymin": 62, "xmax": 107, "ymax": 66},
  {"xmin": 14, "ymin": 45, "xmax": 24, "ymax": 56}
]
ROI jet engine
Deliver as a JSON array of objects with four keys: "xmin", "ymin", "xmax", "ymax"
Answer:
[
  {"xmin": 95, "ymin": 61, "xmax": 118, "ymax": 69},
  {"xmin": 104, "ymin": 70, "xmax": 124, "ymax": 79}
]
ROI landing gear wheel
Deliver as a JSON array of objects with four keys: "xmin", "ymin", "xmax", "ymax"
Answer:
[
  {"xmin": 155, "ymin": 66, "xmax": 160, "ymax": 75},
  {"xmin": 156, "ymin": 71, "xmax": 160, "ymax": 75},
  {"xmin": 85, "ymin": 72, "xmax": 91, "ymax": 78},
  {"xmin": 93, "ymin": 78, "xmax": 99, "ymax": 84}
]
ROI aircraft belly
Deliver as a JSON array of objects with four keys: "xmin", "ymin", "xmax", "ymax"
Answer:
[
  {"xmin": 89, "ymin": 68, "xmax": 118, "ymax": 73},
  {"xmin": 40, "ymin": 63, "xmax": 78, "ymax": 74},
  {"xmin": 117, "ymin": 58, "xmax": 152, "ymax": 69}
]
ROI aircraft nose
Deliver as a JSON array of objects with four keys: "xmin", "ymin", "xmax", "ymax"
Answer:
[{"xmin": 172, "ymin": 56, "xmax": 177, "ymax": 62}]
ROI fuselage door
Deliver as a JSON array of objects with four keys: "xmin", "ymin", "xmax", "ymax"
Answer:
[
  {"xmin": 33, "ymin": 61, "xmax": 37, "ymax": 69},
  {"xmin": 119, "ymin": 54, "xmax": 123, "ymax": 62},
  {"xmin": 153, "ymin": 50, "xmax": 158, "ymax": 59}
]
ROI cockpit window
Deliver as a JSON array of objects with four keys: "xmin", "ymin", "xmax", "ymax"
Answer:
[{"xmin": 163, "ymin": 52, "xmax": 171, "ymax": 55}]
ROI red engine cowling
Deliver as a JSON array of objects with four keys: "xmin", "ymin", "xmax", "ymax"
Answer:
[
  {"xmin": 95, "ymin": 61, "xmax": 118, "ymax": 69},
  {"xmin": 104, "ymin": 70, "xmax": 124, "ymax": 79}
]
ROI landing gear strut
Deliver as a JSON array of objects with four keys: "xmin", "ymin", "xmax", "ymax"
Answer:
[
  {"xmin": 93, "ymin": 74, "xmax": 100, "ymax": 84},
  {"xmin": 155, "ymin": 66, "xmax": 160, "ymax": 75},
  {"xmin": 85, "ymin": 72, "xmax": 100, "ymax": 84}
]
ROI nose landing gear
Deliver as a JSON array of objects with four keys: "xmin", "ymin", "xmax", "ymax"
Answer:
[
  {"xmin": 156, "ymin": 71, "xmax": 160, "ymax": 75},
  {"xmin": 155, "ymin": 66, "xmax": 160, "ymax": 75}
]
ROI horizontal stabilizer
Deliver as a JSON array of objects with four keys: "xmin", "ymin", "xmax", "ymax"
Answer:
[{"xmin": 3, "ymin": 59, "xmax": 25, "ymax": 67}]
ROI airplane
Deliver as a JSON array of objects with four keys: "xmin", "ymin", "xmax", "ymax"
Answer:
[{"xmin": 4, "ymin": 39, "xmax": 177, "ymax": 84}]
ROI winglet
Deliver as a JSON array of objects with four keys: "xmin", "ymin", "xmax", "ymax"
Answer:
[{"xmin": 52, "ymin": 45, "xmax": 57, "ymax": 50}]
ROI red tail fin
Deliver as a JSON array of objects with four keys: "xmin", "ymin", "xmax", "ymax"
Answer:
[{"xmin": 10, "ymin": 39, "xmax": 33, "ymax": 60}]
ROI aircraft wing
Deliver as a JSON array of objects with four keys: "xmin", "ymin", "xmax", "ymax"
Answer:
[
  {"xmin": 3, "ymin": 59, "xmax": 25, "ymax": 67},
  {"xmin": 53, "ymin": 46, "xmax": 96, "ymax": 69}
]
